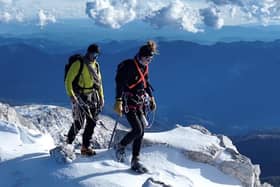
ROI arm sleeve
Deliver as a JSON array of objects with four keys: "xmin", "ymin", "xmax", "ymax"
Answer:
[
  {"xmin": 97, "ymin": 63, "xmax": 104, "ymax": 100},
  {"xmin": 115, "ymin": 63, "xmax": 126, "ymax": 99},
  {"xmin": 145, "ymin": 73, "xmax": 153, "ymax": 97},
  {"xmin": 65, "ymin": 61, "xmax": 81, "ymax": 97}
]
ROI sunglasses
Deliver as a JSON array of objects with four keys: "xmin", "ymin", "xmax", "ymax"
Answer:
[
  {"xmin": 92, "ymin": 52, "xmax": 99, "ymax": 58},
  {"xmin": 89, "ymin": 52, "xmax": 99, "ymax": 60},
  {"xmin": 143, "ymin": 55, "xmax": 153, "ymax": 60},
  {"xmin": 140, "ymin": 55, "xmax": 153, "ymax": 65}
]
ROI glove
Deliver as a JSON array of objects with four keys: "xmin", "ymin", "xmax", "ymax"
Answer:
[
  {"xmin": 114, "ymin": 99, "xmax": 123, "ymax": 116},
  {"xmin": 150, "ymin": 97, "xmax": 156, "ymax": 111},
  {"xmin": 70, "ymin": 95, "xmax": 78, "ymax": 104}
]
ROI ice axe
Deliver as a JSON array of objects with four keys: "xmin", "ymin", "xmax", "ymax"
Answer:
[{"xmin": 108, "ymin": 116, "xmax": 120, "ymax": 150}]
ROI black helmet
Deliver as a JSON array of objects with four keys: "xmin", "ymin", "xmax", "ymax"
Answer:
[{"xmin": 87, "ymin": 44, "xmax": 100, "ymax": 54}]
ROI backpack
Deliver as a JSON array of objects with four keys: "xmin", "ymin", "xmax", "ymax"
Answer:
[
  {"xmin": 64, "ymin": 54, "xmax": 84, "ymax": 88},
  {"xmin": 116, "ymin": 59, "xmax": 130, "ymax": 78}
]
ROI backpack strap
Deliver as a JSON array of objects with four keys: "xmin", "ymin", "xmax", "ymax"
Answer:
[
  {"xmin": 86, "ymin": 61, "xmax": 101, "ymax": 90},
  {"xmin": 128, "ymin": 60, "xmax": 149, "ymax": 90},
  {"xmin": 72, "ymin": 59, "xmax": 84, "ymax": 91},
  {"xmin": 77, "ymin": 59, "xmax": 84, "ymax": 79}
]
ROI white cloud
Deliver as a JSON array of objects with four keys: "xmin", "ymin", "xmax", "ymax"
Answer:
[
  {"xmin": 0, "ymin": 1, "xmax": 24, "ymax": 23},
  {"xmin": 85, "ymin": 0, "xmax": 137, "ymax": 29},
  {"xmin": 1, "ymin": 0, "xmax": 280, "ymax": 32},
  {"xmin": 37, "ymin": 9, "xmax": 56, "ymax": 28},
  {"xmin": 200, "ymin": 7, "xmax": 224, "ymax": 29},
  {"xmin": 208, "ymin": 0, "xmax": 280, "ymax": 24},
  {"xmin": 14, "ymin": 10, "xmax": 24, "ymax": 22},
  {"xmin": 207, "ymin": 0, "xmax": 243, "ymax": 6},
  {"xmin": 0, "ymin": 0, "xmax": 86, "ymax": 24},
  {"xmin": 86, "ymin": 0, "xmax": 203, "ymax": 32},
  {"xmin": 0, "ymin": 11, "xmax": 12, "ymax": 22},
  {"xmin": 229, "ymin": 6, "xmax": 236, "ymax": 18},
  {"xmin": 145, "ymin": 1, "xmax": 202, "ymax": 33},
  {"xmin": 0, "ymin": 0, "xmax": 13, "ymax": 5}
]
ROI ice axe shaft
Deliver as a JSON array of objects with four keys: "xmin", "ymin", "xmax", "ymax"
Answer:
[{"xmin": 108, "ymin": 117, "xmax": 119, "ymax": 149}]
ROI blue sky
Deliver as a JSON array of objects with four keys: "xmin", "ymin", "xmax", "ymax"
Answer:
[{"xmin": 1, "ymin": 0, "xmax": 280, "ymax": 42}]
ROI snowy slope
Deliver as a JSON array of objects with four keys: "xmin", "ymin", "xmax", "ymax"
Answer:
[
  {"xmin": 0, "ymin": 119, "xmax": 241, "ymax": 187},
  {"xmin": 0, "ymin": 120, "xmax": 54, "ymax": 162},
  {"xmin": 0, "ymin": 103, "xmax": 270, "ymax": 187}
]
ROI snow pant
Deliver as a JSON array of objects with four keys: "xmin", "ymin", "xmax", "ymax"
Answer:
[
  {"xmin": 120, "ymin": 110, "xmax": 146, "ymax": 158},
  {"xmin": 67, "ymin": 93, "xmax": 100, "ymax": 148}
]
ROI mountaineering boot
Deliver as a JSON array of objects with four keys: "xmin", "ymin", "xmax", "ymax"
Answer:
[
  {"xmin": 81, "ymin": 146, "xmax": 96, "ymax": 156},
  {"xmin": 115, "ymin": 143, "xmax": 126, "ymax": 162},
  {"xmin": 131, "ymin": 157, "xmax": 148, "ymax": 174}
]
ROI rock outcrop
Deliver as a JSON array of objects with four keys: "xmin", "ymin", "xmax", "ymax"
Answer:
[{"xmin": 14, "ymin": 104, "xmax": 127, "ymax": 148}]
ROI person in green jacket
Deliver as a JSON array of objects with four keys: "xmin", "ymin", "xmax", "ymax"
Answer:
[{"xmin": 65, "ymin": 44, "xmax": 104, "ymax": 156}]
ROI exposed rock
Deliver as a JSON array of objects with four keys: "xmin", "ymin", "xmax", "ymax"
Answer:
[
  {"xmin": 217, "ymin": 134, "xmax": 238, "ymax": 152},
  {"xmin": 15, "ymin": 104, "xmax": 128, "ymax": 148},
  {"xmin": 142, "ymin": 177, "xmax": 174, "ymax": 187},
  {"xmin": 15, "ymin": 105, "xmax": 72, "ymax": 145},
  {"xmin": 0, "ymin": 102, "xmax": 37, "ymax": 130},
  {"xmin": 84, "ymin": 120, "xmax": 273, "ymax": 187},
  {"xmin": 145, "ymin": 125, "xmax": 268, "ymax": 187},
  {"xmin": 189, "ymin": 124, "xmax": 212, "ymax": 135}
]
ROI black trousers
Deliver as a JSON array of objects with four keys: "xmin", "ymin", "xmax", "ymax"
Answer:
[
  {"xmin": 67, "ymin": 93, "xmax": 99, "ymax": 148},
  {"xmin": 120, "ymin": 110, "xmax": 145, "ymax": 158}
]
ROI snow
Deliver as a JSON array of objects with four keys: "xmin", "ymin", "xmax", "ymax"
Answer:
[
  {"xmin": 215, "ymin": 151, "xmax": 234, "ymax": 163},
  {"xmin": 0, "ymin": 117, "xmax": 243, "ymax": 187},
  {"xmin": 144, "ymin": 125, "xmax": 221, "ymax": 152},
  {"xmin": 0, "ymin": 120, "xmax": 54, "ymax": 161}
]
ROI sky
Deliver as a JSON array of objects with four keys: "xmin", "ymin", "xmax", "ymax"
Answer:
[{"xmin": 1, "ymin": 0, "xmax": 280, "ymax": 32}]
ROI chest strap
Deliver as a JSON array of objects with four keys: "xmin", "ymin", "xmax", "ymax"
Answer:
[{"xmin": 128, "ymin": 60, "xmax": 149, "ymax": 90}]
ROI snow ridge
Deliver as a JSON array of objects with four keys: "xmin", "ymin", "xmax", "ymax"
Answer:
[{"xmin": 0, "ymin": 102, "xmax": 272, "ymax": 187}]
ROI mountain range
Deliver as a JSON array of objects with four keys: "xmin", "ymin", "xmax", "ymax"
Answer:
[{"xmin": 1, "ymin": 37, "xmax": 280, "ymax": 135}]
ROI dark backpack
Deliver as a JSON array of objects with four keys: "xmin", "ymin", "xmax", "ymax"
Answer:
[
  {"xmin": 64, "ymin": 54, "xmax": 84, "ymax": 88},
  {"xmin": 116, "ymin": 59, "xmax": 130, "ymax": 77}
]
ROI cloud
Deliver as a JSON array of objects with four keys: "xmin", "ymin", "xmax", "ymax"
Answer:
[
  {"xmin": 200, "ymin": 7, "xmax": 224, "ymax": 29},
  {"xmin": 229, "ymin": 6, "xmax": 236, "ymax": 18},
  {"xmin": 208, "ymin": 0, "xmax": 280, "ymax": 24},
  {"xmin": 207, "ymin": 0, "xmax": 243, "ymax": 6},
  {"xmin": 0, "ymin": 0, "xmax": 13, "ymax": 6},
  {"xmin": 0, "ymin": 0, "xmax": 25, "ymax": 23},
  {"xmin": 37, "ymin": 9, "xmax": 56, "ymax": 28},
  {"xmin": 14, "ymin": 10, "xmax": 24, "ymax": 22},
  {"xmin": 145, "ymin": 1, "xmax": 202, "ymax": 33},
  {"xmin": 1, "ymin": 0, "xmax": 280, "ymax": 32},
  {"xmin": 86, "ymin": 0, "xmax": 203, "ymax": 32},
  {"xmin": 85, "ymin": 0, "xmax": 137, "ymax": 29},
  {"xmin": 244, "ymin": 1, "xmax": 280, "ymax": 24},
  {"xmin": 0, "ymin": 0, "xmax": 85, "ymax": 25},
  {"xmin": 0, "ymin": 9, "xmax": 24, "ymax": 23},
  {"xmin": 0, "ymin": 12, "xmax": 12, "ymax": 22}
]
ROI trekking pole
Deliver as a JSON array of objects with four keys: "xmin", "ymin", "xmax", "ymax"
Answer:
[{"xmin": 108, "ymin": 116, "xmax": 120, "ymax": 150}]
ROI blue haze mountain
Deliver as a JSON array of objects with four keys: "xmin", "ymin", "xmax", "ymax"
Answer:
[{"xmin": 1, "ymin": 38, "xmax": 280, "ymax": 134}]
